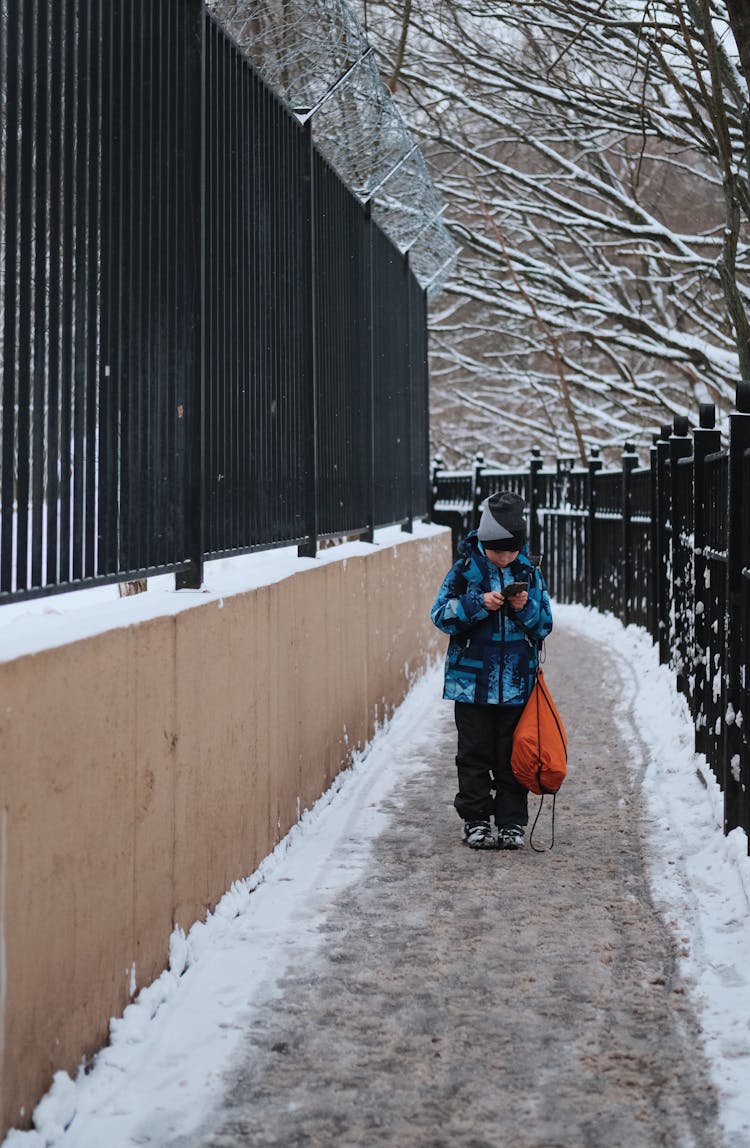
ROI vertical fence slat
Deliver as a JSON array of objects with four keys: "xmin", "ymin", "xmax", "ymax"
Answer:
[
  {"xmin": 86, "ymin": 0, "xmax": 101, "ymax": 579},
  {"xmin": 15, "ymin": 0, "xmax": 36, "ymax": 590},
  {"xmin": 46, "ymin": 0, "xmax": 63, "ymax": 586},
  {"xmin": 71, "ymin": 0, "xmax": 89, "ymax": 581},
  {"xmin": 58, "ymin": 0, "xmax": 76, "ymax": 585},
  {"xmin": 31, "ymin": 0, "xmax": 50, "ymax": 588}
]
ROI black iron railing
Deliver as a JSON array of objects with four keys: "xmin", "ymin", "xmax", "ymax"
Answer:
[
  {"xmin": 0, "ymin": 2, "xmax": 429, "ymax": 603},
  {"xmin": 430, "ymin": 400, "xmax": 750, "ymax": 845}
]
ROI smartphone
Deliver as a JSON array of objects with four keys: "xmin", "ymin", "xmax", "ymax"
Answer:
[{"xmin": 503, "ymin": 580, "xmax": 528, "ymax": 597}]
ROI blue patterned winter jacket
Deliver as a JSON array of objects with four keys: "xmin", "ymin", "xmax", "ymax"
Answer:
[{"xmin": 431, "ymin": 531, "xmax": 553, "ymax": 706}]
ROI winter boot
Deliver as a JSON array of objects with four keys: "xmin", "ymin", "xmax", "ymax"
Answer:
[
  {"xmin": 463, "ymin": 820, "xmax": 496, "ymax": 850},
  {"xmin": 497, "ymin": 825, "xmax": 525, "ymax": 850}
]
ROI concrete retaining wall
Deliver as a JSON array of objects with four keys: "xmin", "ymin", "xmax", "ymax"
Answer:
[{"xmin": 0, "ymin": 527, "xmax": 451, "ymax": 1136}]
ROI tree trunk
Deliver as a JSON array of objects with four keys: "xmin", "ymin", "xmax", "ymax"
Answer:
[
  {"xmin": 388, "ymin": 0, "xmax": 412, "ymax": 92},
  {"xmin": 725, "ymin": 0, "xmax": 750, "ymax": 103}
]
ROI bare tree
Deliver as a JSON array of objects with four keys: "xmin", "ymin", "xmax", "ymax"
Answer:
[{"xmin": 359, "ymin": 0, "xmax": 750, "ymax": 465}]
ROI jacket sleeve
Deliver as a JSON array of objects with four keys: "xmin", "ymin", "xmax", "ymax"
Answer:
[
  {"xmin": 511, "ymin": 571, "xmax": 553, "ymax": 641},
  {"xmin": 431, "ymin": 561, "xmax": 489, "ymax": 635}
]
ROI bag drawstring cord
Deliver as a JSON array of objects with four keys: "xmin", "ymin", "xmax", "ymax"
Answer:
[{"xmin": 529, "ymin": 791, "xmax": 556, "ymax": 852}]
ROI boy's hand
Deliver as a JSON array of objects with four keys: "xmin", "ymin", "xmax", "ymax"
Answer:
[
  {"xmin": 483, "ymin": 590, "xmax": 505, "ymax": 611},
  {"xmin": 506, "ymin": 589, "xmax": 528, "ymax": 610}
]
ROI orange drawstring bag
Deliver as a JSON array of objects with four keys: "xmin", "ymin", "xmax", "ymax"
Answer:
[{"xmin": 510, "ymin": 669, "xmax": 567, "ymax": 795}]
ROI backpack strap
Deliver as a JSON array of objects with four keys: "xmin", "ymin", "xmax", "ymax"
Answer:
[{"xmin": 529, "ymin": 552, "xmax": 542, "ymax": 581}]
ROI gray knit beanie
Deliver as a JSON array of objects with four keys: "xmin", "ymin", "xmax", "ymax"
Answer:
[{"xmin": 477, "ymin": 491, "xmax": 527, "ymax": 551}]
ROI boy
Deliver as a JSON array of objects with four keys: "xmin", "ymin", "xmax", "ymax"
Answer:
[{"xmin": 431, "ymin": 490, "xmax": 553, "ymax": 850}]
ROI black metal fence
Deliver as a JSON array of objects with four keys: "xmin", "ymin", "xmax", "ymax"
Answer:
[
  {"xmin": 0, "ymin": 1, "xmax": 429, "ymax": 604},
  {"xmin": 430, "ymin": 400, "xmax": 750, "ymax": 846}
]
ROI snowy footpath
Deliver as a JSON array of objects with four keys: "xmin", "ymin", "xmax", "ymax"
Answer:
[{"xmin": 6, "ymin": 604, "xmax": 750, "ymax": 1148}]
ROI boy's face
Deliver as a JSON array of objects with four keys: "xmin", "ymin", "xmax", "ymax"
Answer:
[{"xmin": 484, "ymin": 548, "xmax": 519, "ymax": 568}]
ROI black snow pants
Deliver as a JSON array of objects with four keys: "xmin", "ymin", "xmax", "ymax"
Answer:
[{"xmin": 454, "ymin": 701, "xmax": 528, "ymax": 829}]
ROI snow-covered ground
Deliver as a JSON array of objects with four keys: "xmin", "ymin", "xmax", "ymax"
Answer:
[{"xmin": 2, "ymin": 573, "xmax": 750, "ymax": 1146}]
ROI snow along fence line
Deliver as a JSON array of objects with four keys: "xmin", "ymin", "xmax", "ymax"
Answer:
[{"xmin": 0, "ymin": 524, "xmax": 450, "ymax": 1140}]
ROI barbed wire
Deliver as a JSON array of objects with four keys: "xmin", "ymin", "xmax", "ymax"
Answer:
[{"xmin": 205, "ymin": 0, "xmax": 458, "ymax": 297}]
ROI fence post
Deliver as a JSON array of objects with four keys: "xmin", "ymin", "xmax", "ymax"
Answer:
[
  {"xmin": 420, "ymin": 287, "xmax": 431, "ymax": 523},
  {"xmin": 621, "ymin": 442, "xmax": 638, "ymax": 626},
  {"xmin": 669, "ymin": 415, "xmax": 692, "ymax": 690},
  {"xmin": 529, "ymin": 446, "xmax": 542, "ymax": 558},
  {"xmin": 586, "ymin": 447, "xmax": 602, "ymax": 609},
  {"xmin": 429, "ymin": 454, "xmax": 444, "ymax": 522},
  {"xmin": 724, "ymin": 382, "xmax": 750, "ymax": 838},
  {"xmin": 471, "ymin": 452, "xmax": 485, "ymax": 532},
  {"xmin": 298, "ymin": 121, "xmax": 318, "ymax": 559},
  {"xmin": 647, "ymin": 434, "xmax": 659, "ymax": 643},
  {"xmin": 555, "ymin": 456, "xmax": 574, "ymax": 604},
  {"xmin": 403, "ymin": 250, "xmax": 413, "ymax": 533},
  {"xmin": 693, "ymin": 404, "xmax": 720, "ymax": 761},
  {"xmin": 176, "ymin": 1, "xmax": 206, "ymax": 590},
  {"xmin": 652, "ymin": 425, "xmax": 672, "ymax": 662},
  {"xmin": 362, "ymin": 200, "xmax": 375, "ymax": 544}
]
